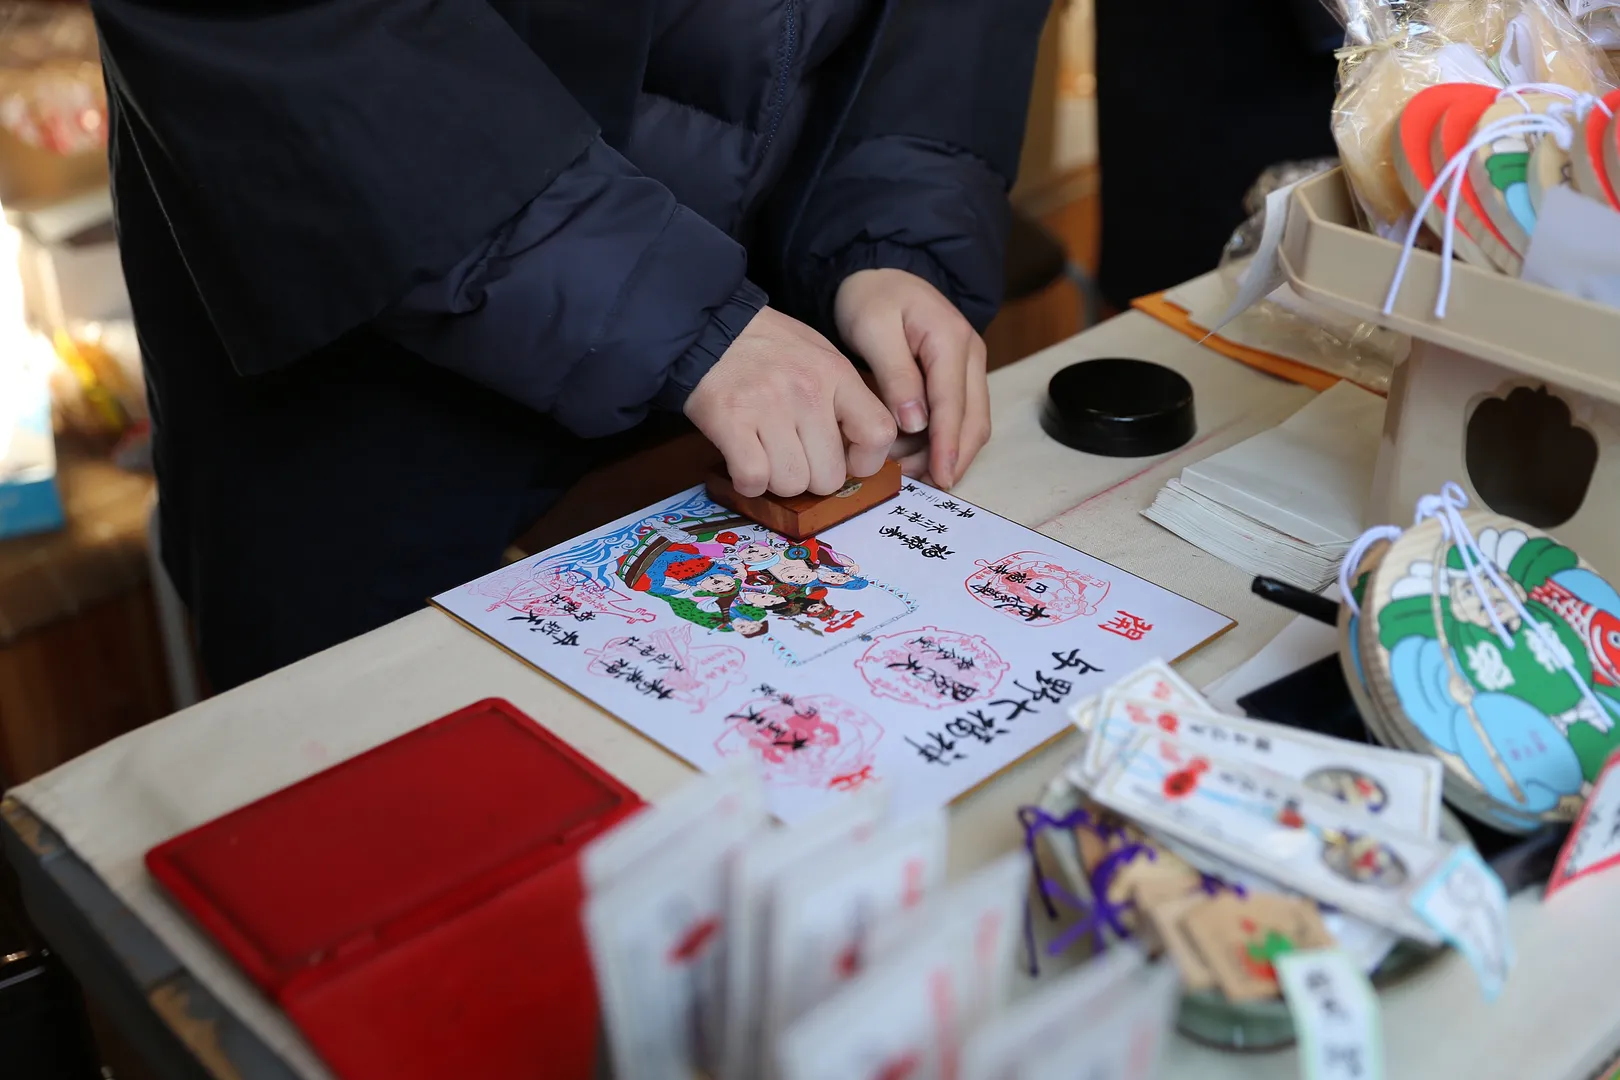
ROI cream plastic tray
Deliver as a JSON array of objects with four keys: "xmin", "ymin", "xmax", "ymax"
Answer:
[{"xmin": 1278, "ymin": 169, "xmax": 1620, "ymax": 406}]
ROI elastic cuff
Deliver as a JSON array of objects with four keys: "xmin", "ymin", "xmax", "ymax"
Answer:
[
  {"xmin": 654, "ymin": 279, "xmax": 769, "ymax": 412},
  {"xmin": 555, "ymin": 200, "xmax": 747, "ymax": 436}
]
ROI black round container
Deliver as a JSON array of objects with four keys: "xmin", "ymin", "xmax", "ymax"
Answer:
[{"xmin": 1040, "ymin": 358, "xmax": 1196, "ymax": 457}]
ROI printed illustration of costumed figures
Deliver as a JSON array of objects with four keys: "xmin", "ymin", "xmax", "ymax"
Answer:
[
  {"xmin": 742, "ymin": 537, "xmax": 872, "ymax": 637},
  {"xmin": 1377, "ymin": 527, "xmax": 1620, "ymax": 818},
  {"xmin": 615, "ymin": 517, "xmax": 871, "ymax": 640}
]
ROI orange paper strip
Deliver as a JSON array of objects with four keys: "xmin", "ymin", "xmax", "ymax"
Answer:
[{"xmin": 1130, "ymin": 292, "xmax": 1376, "ymax": 396}]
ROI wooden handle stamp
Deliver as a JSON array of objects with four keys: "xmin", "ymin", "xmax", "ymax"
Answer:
[{"xmin": 705, "ymin": 459, "xmax": 903, "ymax": 540}]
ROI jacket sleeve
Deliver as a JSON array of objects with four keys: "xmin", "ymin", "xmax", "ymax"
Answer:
[
  {"xmin": 91, "ymin": 0, "xmax": 755, "ymax": 434},
  {"xmin": 374, "ymin": 139, "xmax": 765, "ymax": 437},
  {"xmin": 774, "ymin": 0, "xmax": 1053, "ymax": 334}
]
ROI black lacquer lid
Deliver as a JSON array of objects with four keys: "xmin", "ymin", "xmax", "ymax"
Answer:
[{"xmin": 1040, "ymin": 358, "xmax": 1196, "ymax": 458}]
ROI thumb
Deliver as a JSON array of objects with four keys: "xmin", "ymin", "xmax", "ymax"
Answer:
[{"xmin": 847, "ymin": 309, "xmax": 928, "ymax": 435}]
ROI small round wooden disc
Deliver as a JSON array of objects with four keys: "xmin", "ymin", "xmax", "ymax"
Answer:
[
  {"xmin": 1338, "ymin": 538, "xmax": 1404, "ymax": 753},
  {"xmin": 1356, "ymin": 538, "xmax": 1547, "ymax": 835},
  {"xmin": 1358, "ymin": 512, "xmax": 1620, "ymax": 831},
  {"xmin": 1569, "ymin": 90, "xmax": 1620, "ymax": 211},
  {"xmin": 1465, "ymin": 93, "xmax": 1564, "ymax": 257},
  {"xmin": 1526, "ymin": 130, "xmax": 1573, "ymax": 216},
  {"xmin": 1430, "ymin": 90, "xmax": 1526, "ymax": 275},
  {"xmin": 1393, "ymin": 84, "xmax": 1500, "ymax": 271},
  {"xmin": 1357, "ymin": 542, "xmax": 1548, "ymax": 836}
]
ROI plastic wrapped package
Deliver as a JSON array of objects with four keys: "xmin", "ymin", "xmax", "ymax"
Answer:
[
  {"xmin": 1211, "ymin": 159, "xmax": 1410, "ymax": 393},
  {"xmin": 1567, "ymin": 1, "xmax": 1620, "ymax": 48},
  {"xmin": 1428, "ymin": 0, "xmax": 1613, "ymax": 86},
  {"xmin": 1323, "ymin": 0, "xmax": 1616, "ymax": 236}
]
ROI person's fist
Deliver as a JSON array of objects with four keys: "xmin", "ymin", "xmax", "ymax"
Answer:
[
  {"xmin": 835, "ymin": 268, "xmax": 990, "ymax": 489},
  {"xmin": 685, "ymin": 306, "xmax": 897, "ymax": 499}
]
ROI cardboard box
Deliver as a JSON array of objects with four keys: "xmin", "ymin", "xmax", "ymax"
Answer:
[
  {"xmin": 0, "ymin": 364, "xmax": 63, "ymax": 541},
  {"xmin": 1280, "ymin": 169, "xmax": 1620, "ymax": 574},
  {"xmin": 0, "ymin": 126, "xmax": 105, "ymax": 207},
  {"xmin": 10, "ymin": 187, "xmax": 128, "ymax": 329}
]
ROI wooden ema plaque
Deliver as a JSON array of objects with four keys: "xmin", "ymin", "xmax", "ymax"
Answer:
[{"xmin": 705, "ymin": 459, "xmax": 903, "ymax": 540}]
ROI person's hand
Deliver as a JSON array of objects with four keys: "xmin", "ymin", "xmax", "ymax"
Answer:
[
  {"xmin": 885, "ymin": 430, "xmax": 931, "ymax": 480},
  {"xmin": 834, "ymin": 268, "xmax": 990, "ymax": 489},
  {"xmin": 685, "ymin": 306, "xmax": 897, "ymax": 498}
]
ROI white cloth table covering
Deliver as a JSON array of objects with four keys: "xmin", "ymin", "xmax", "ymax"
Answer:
[{"xmin": 13, "ymin": 312, "xmax": 1617, "ymax": 1080}]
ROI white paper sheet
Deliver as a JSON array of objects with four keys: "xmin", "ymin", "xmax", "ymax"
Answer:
[
  {"xmin": 1176, "ymin": 381, "xmax": 1384, "ymax": 548},
  {"xmin": 1205, "ymin": 180, "xmax": 1311, "ymax": 336},
  {"xmin": 1143, "ymin": 383, "xmax": 1384, "ymax": 592},
  {"xmin": 1143, "ymin": 481, "xmax": 1348, "ymax": 591},
  {"xmin": 861, "ymin": 849, "xmax": 1029, "ymax": 1019},
  {"xmin": 1020, "ymin": 962, "xmax": 1179, "ymax": 1080},
  {"xmin": 1091, "ymin": 731, "xmax": 1452, "ymax": 942},
  {"xmin": 766, "ymin": 812, "xmax": 950, "ymax": 1080},
  {"xmin": 1074, "ymin": 694, "xmax": 1445, "ymax": 838},
  {"xmin": 585, "ymin": 780, "xmax": 766, "ymax": 1080},
  {"xmin": 1068, "ymin": 657, "xmax": 1209, "ymax": 734},
  {"xmin": 961, "ymin": 946, "xmax": 1149, "ymax": 1080},
  {"xmin": 722, "ymin": 788, "xmax": 890, "ymax": 1080},
  {"xmin": 1276, "ymin": 949, "xmax": 1385, "ymax": 1080},
  {"xmin": 584, "ymin": 758, "xmax": 764, "ymax": 889},
  {"xmin": 1203, "ymin": 611, "xmax": 1341, "ymax": 714},
  {"xmin": 774, "ymin": 907, "xmax": 977, "ymax": 1080},
  {"xmin": 434, "ymin": 482, "xmax": 1231, "ymax": 823}
]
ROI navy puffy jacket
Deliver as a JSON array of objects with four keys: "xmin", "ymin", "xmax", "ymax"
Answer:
[{"xmin": 91, "ymin": 0, "xmax": 1052, "ymax": 687}]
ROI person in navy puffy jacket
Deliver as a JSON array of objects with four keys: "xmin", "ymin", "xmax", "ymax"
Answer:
[{"xmin": 90, "ymin": 0, "xmax": 1053, "ymax": 690}]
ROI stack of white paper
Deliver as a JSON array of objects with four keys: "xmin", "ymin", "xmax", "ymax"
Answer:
[
  {"xmin": 1142, "ymin": 381, "xmax": 1383, "ymax": 591},
  {"xmin": 584, "ymin": 761, "xmax": 1061, "ymax": 1080}
]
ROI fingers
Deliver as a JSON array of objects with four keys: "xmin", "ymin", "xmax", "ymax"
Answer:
[
  {"xmin": 888, "ymin": 430, "xmax": 928, "ymax": 461},
  {"xmin": 919, "ymin": 323, "xmax": 973, "ymax": 489},
  {"xmin": 849, "ymin": 308, "xmax": 929, "ymax": 434},
  {"xmin": 956, "ymin": 334, "xmax": 992, "ymax": 479},
  {"xmin": 713, "ymin": 427, "xmax": 771, "ymax": 498},
  {"xmin": 759, "ymin": 420, "xmax": 810, "ymax": 497},
  {"xmin": 683, "ymin": 302, "xmax": 908, "ymax": 499},
  {"xmin": 896, "ymin": 449, "xmax": 930, "ymax": 478},
  {"xmin": 834, "ymin": 372, "xmax": 898, "ymax": 479},
  {"xmin": 800, "ymin": 411, "xmax": 848, "ymax": 496},
  {"xmin": 887, "ymin": 429, "xmax": 930, "ymax": 479}
]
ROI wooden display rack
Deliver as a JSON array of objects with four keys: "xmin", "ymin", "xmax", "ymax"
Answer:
[{"xmin": 1280, "ymin": 169, "xmax": 1620, "ymax": 575}]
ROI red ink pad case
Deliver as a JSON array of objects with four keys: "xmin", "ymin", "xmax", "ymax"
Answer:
[
  {"xmin": 1040, "ymin": 358, "xmax": 1195, "ymax": 458},
  {"xmin": 146, "ymin": 699, "xmax": 643, "ymax": 1080}
]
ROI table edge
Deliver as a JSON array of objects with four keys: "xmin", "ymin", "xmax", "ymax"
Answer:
[{"xmin": 2, "ymin": 796, "xmax": 300, "ymax": 1080}]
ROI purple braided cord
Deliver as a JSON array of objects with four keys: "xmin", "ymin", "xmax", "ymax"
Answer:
[
  {"xmin": 1018, "ymin": 805, "xmax": 1248, "ymax": 976},
  {"xmin": 1018, "ymin": 804, "xmax": 1150, "ymax": 976}
]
